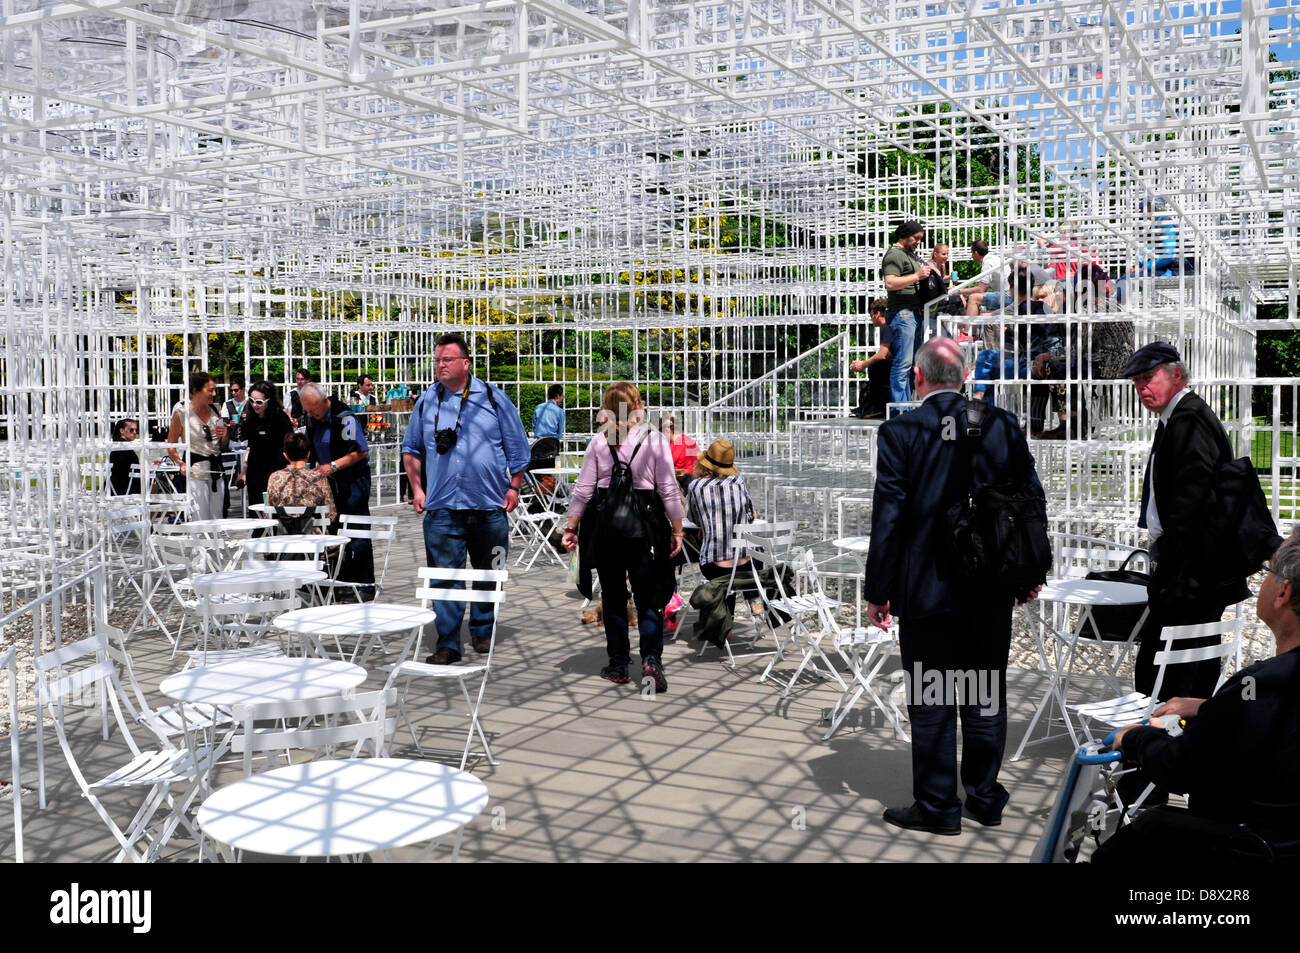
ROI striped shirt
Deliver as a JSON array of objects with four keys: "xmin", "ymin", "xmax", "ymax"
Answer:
[{"xmin": 687, "ymin": 475, "xmax": 755, "ymax": 565}]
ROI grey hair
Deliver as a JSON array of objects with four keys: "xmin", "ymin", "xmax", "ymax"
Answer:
[
  {"xmin": 1271, "ymin": 528, "xmax": 1300, "ymax": 617},
  {"xmin": 1162, "ymin": 361, "xmax": 1187, "ymax": 384},
  {"xmin": 914, "ymin": 337, "xmax": 965, "ymax": 387},
  {"xmin": 299, "ymin": 382, "xmax": 326, "ymax": 402}
]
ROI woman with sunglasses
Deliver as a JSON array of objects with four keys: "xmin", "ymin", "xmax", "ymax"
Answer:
[
  {"xmin": 237, "ymin": 380, "xmax": 294, "ymax": 510},
  {"xmin": 167, "ymin": 371, "xmax": 229, "ymax": 520}
]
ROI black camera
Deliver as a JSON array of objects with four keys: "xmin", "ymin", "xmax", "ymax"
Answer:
[{"xmin": 435, "ymin": 428, "xmax": 458, "ymax": 455}]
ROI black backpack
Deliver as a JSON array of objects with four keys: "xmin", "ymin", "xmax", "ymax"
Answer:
[
  {"xmin": 944, "ymin": 400, "xmax": 1052, "ymax": 602},
  {"xmin": 597, "ymin": 433, "xmax": 648, "ymax": 539}
]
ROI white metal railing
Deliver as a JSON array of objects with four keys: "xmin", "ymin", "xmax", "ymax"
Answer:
[
  {"xmin": 1, "ymin": 644, "xmax": 20, "ymax": 862},
  {"xmin": 704, "ymin": 331, "xmax": 851, "ymax": 457},
  {"xmin": 0, "ymin": 544, "xmax": 106, "ymax": 811}
]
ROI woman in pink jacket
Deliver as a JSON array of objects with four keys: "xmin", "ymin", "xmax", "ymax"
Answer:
[{"xmin": 562, "ymin": 382, "xmax": 684, "ymax": 691}]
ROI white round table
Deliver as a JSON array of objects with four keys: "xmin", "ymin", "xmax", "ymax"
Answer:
[
  {"xmin": 196, "ymin": 758, "xmax": 489, "ymax": 860},
  {"xmin": 1038, "ymin": 578, "xmax": 1147, "ymax": 606},
  {"xmin": 239, "ymin": 534, "xmax": 348, "ymax": 557},
  {"xmin": 160, "ymin": 656, "xmax": 366, "ymax": 708},
  {"xmin": 832, "ymin": 535, "xmax": 872, "ymax": 553},
  {"xmin": 1012, "ymin": 577, "xmax": 1150, "ymax": 761},
  {"xmin": 181, "ymin": 517, "xmax": 279, "ymax": 536},
  {"xmin": 274, "ymin": 603, "xmax": 436, "ymax": 664},
  {"xmin": 192, "ymin": 566, "xmax": 328, "ymax": 596}
]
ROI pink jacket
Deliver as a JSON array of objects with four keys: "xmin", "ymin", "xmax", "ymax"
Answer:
[{"xmin": 568, "ymin": 425, "xmax": 684, "ymax": 522}]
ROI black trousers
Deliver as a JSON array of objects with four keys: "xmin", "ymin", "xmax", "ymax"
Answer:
[
  {"xmin": 595, "ymin": 542, "xmax": 665, "ymax": 668},
  {"xmin": 1134, "ymin": 597, "xmax": 1233, "ymax": 701},
  {"xmin": 899, "ymin": 603, "xmax": 1013, "ymax": 824}
]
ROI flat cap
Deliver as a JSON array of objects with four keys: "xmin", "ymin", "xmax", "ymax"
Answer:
[
  {"xmin": 893, "ymin": 220, "xmax": 924, "ymax": 241},
  {"xmin": 1120, "ymin": 341, "xmax": 1182, "ymax": 378}
]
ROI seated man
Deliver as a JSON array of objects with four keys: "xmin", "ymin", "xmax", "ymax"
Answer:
[{"xmin": 1096, "ymin": 531, "xmax": 1300, "ymax": 862}]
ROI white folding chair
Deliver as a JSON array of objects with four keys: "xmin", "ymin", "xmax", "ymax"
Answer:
[
  {"xmin": 756, "ymin": 546, "xmax": 845, "ymax": 693},
  {"xmin": 143, "ymin": 534, "xmax": 209, "ymax": 656},
  {"xmin": 33, "ymin": 635, "xmax": 214, "ymax": 863},
  {"xmin": 317, "ymin": 513, "xmax": 399, "ymax": 603},
  {"xmin": 800, "ymin": 555, "xmax": 908, "ymax": 740},
  {"xmin": 2, "ymin": 646, "xmax": 22, "ymax": 862},
  {"xmin": 382, "ymin": 567, "xmax": 507, "ymax": 769},
  {"xmin": 101, "ymin": 623, "xmax": 242, "ymax": 746},
  {"xmin": 510, "ymin": 480, "xmax": 565, "ymax": 571},
  {"xmin": 191, "ymin": 576, "xmax": 300, "ymax": 657},
  {"xmin": 1069, "ymin": 619, "xmax": 1242, "ymax": 818},
  {"xmin": 696, "ymin": 521, "xmax": 802, "ymax": 667},
  {"xmin": 230, "ymin": 689, "xmax": 397, "ymax": 777}
]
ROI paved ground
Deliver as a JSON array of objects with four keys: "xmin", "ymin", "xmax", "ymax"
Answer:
[{"xmin": 3, "ymin": 507, "xmax": 1258, "ymax": 863}]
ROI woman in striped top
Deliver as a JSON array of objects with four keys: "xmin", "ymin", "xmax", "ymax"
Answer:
[{"xmin": 686, "ymin": 439, "xmax": 755, "ymax": 617}]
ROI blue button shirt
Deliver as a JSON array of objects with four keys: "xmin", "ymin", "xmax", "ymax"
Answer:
[
  {"xmin": 402, "ymin": 378, "xmax": 532, "ymax": 510},
  {"xmin": 531, "ymin": 400, "xmax": 565, "ymax": 440}
]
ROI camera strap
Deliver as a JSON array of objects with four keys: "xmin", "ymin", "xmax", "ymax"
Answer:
[{"xmin": 434, "ymin": 376, "xmax": 510, "ymax": 465}]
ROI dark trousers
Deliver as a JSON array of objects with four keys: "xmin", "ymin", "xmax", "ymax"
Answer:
[
  {"xmin": 334, "ymin": 475, "xmax": 375, "ymax": 586},
  {"xmin": 1134, "ymin": 597, "xmax": 1233, "ymax": 701},
  {"xmin": 422, "ymin": 508, "xmax": 508, "ymax": 653},
  {"xmin": 596, "ymin": 543, "xmax": 665, "ymax": 668},
  {"xmin": 899, "ymin": 604, "xmax": 1013, "ymax": 824},
  {"xmin": 701, "ymin": 561, "xmax": 739, "ymax": 617}
]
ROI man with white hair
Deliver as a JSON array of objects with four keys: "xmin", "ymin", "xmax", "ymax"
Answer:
[
  {"xmin": 301, "ymin": 381, "xmax": 374, "ymax": 595},
  {"xmin": 866, "ymin": 337, "xmax": 1045, "ymax": 835}
]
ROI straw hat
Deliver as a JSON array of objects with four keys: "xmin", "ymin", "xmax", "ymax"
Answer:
[{"xmin": 696, "ymin": 439, "xmax": 738, "ymax": 478}]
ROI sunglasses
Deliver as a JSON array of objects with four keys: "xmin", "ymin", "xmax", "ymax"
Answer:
[
  {"xmin": 202, "ymin": 425, "xmax": 212, "ymax": 441},
  {"xmin": 250, "ymin": 398, "xmax": 268, "ymax": 406}
]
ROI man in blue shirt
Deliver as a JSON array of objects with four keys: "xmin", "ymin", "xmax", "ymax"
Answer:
[
  {"xmin": 402, "ymin": 333, "xmax": 532, "ymax": 664},
  {"xmin": 302, "ymin": 383, "xmax": 374, "ymax": 593},
  {"xmin": 532, "ymin": 384, "xmax": 566, "ymax": 440}
]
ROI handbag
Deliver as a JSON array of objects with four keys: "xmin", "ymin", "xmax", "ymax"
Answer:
[{"xmin": 1084, "ymin": 550, "xmax": 1150, "ymax": 642}]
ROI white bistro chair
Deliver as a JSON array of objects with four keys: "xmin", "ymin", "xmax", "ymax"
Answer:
[
  {"xmin": 33, "ymin": 635, "xmax": 215, "ymax": 862},
  {"xmin": 383, "ymin": 567, "xmax": 507, "ymax": 769}
]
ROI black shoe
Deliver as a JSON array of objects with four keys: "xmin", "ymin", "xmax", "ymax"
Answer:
[
  {"xmin": 882, "ymin": 804, "xmax": 961, "ymax": 836},
  {"xmin": 426, "ymin": 647, "xmax": 461, "ymax": 665},
  {"xmin": 600, "ymin": 663, "xmax": 630, "ymax": 684},
  {"xmin": 1037, "ymin": 426, "xmax": 1067, "ymax": 440},
  {"xmin": 471, "ymin": 636, "xmax": 492, "ymax": 654},
  {"xmin": 643, "ymin": 657, "xmax": 668, "ymax": 694},
  {"xmin": 962, "ymin": 803, "xmax": 1003, "ymax": 827}
]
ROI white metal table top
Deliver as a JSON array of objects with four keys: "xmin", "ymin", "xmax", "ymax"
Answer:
[
  {"xmin": 159, "ymin": 656, "xmax": 366, "ymax": 707},
  {"xmin": 180, "ymin": 518, "xmax": 279, "ymax": 535},
  {"xmin": 831, "ymin": 536, "xmax": 872, "ymax": 553},
  {"xmin": 196, "ymin": 758, "xmax": 489, "ymax": 857},
  {"xmin": 239, "ymin": 534, "xmax": 348, "ymax": 555},
  {"xmin": 192, "ymin": 566, "xmax": 328, "ymax": 594},
  {"xmin": 273, "ymin": 603, "xmax": 436, "ymax": 637},
  {"xmin": 1038, "ymin": 578, "xmax": 1148, "ymax": 606}
]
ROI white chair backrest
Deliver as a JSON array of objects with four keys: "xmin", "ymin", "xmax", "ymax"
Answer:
[
  {"xmin": 231, "ymin": 688, "xmax": 397, "ymax": 777},
  {"xmin": 412, "ymin": 567, "xmax": 508, "ymax": 661},
  {"xmin": 2, "ymin": 644, "xmax": 21, "ymax": 862},
  {"xmin": 1151, "ymin": 619, "xmax": 1243, "ymax": 700},
  {"xmin": 182, "ymin": 644, "xmax": 286, "ymax": 670}
]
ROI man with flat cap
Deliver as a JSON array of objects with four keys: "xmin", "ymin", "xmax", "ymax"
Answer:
[
  {"xmin": 880, "ymin": 220, "xmax": 935, "ymax": 405},
  {"xmin": 1125, "ymin": 341, "xmax": 1250, "ymax": 700}
]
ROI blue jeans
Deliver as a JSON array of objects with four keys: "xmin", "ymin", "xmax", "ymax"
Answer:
[
  {"xmin": 972, "ymin": 350, "xmax": 1026, "ymax": 406},
  {"xmin": 887, "ymin": 307, "xmax": 923, "ymax": 405},
  {"xmin": 422, "ymin": 508, "xmax": 509, "ymax": 653}
]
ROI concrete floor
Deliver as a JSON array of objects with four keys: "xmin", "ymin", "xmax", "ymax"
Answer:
[{"xmin": 2, "ymin": 508, "xmax": 1087, "ymax": 863}]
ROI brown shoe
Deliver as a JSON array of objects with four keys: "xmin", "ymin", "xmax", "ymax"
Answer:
[
  {"xmin": 471, "ymin": 636, "xmax": 492, "ymax": 654},
  {"xmin": 425, "ymin": 647, "xmax": 462, "ymax": 665}
]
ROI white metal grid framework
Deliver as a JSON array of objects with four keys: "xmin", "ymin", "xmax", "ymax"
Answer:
[{"xmin": 2, "ymin": 0, "xmax": 1299, "ymax": 567}]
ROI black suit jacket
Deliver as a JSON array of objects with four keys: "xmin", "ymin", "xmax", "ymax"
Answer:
[
  {"xmin": 865, "ymin": 390, "xmax": 1043, "ymax": 619},
  {"xmin": 1148, "ymin": 391, "xmax": 1251, "ymax": 608}
]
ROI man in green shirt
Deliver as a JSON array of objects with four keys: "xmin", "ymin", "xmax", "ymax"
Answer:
[{"xmin": 880, "ymin": 220, "xmax": 935, "ymax": 403}]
